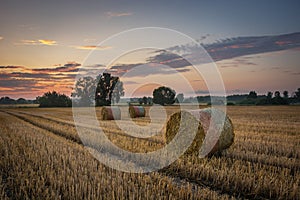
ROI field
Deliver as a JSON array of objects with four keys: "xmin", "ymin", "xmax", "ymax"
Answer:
[{"xmin": 0, "ymin": 106, "xmax": 299, "ymax": 199}]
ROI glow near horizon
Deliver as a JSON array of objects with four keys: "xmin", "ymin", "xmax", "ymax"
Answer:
[{"xmin": 0, "ymin": 1, "xmax": 299, "ymax": 98}]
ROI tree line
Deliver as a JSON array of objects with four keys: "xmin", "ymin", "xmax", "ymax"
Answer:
[
  {"xmin": 71, "ymin": 74, "xmax": 179, "ymax": 107},
  {"xmin": 233, "ymin": 89, "xmax": 300, "ymax": 105},
  {"xmin": 0, "ymin": 97, "xmax": 37, "ymax": 104},
  {"xmin": 1, "ymin": 72, "xmax": 299, "ymax": 107}
]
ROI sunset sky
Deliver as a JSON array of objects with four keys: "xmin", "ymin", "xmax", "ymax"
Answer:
[{"xmin": 0, "ymin": 0, "xmax": 299, "ymax": 99}]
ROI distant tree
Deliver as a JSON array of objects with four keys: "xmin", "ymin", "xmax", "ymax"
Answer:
[
  {"xmin": 274, "ymin": 91, "xmax": 281, "ymax": 98},
  {"xmin": 283, "ymin": 91, "xmax": 289, "ymax": 98},
  {"xmin": 247, "ymin": 91, "xmax": 257, "ymax": 99},
  {"xmin": 138, "ymin": 98, "xmax": 143, "ymax": 105},
  {"xmin": 142, "ymin": 96, "xmax": 148, "ymax": 105},
  {"xmin": 295, "ymin": 88, "xmax": 300, "ymax": 100},
  {"xmin": 147, "ymin": 97, "xmax": 153, "ymax": 105},
  {"xmin": 72, "ymin": 76, "xmax": 97, "ymax": 106},
  {"xmin": 16, "ymin": 98, "xmax": 27, "ymax": 104},
  {"xmin": 153, "ymin": 86, "xmax": 176, "ymax": 106},
  {"xmin": 129, "ymin": 98, "xmax": 137, "ymax": 104},
  {"xmin": 271, "ymin": 91, "xmax": 289, "ymax": 105},
  {"xmin": 183, "ymin": 98, "xmax": 192, "ymax": 103},
  {"xmin": 95, "ymin": 73, "xmax": 124, "ymax": 106},
  {"xmin": 267, "ymin": 92, "xmax": 273, "ymax": 99},
  {"xmin": 0, "ymin": 97, "xmax": 16, "ymax": 104},
  {"xmin": 175, "ymin": 93, "xmax": 184, "ymax": 103},
  {"xmin": 197, "ymin": 95, "xmax": 212, "ymax": 103},
  {"xmin": 37, "ymin": 91, "xmax": 71, "ymax": 107}
]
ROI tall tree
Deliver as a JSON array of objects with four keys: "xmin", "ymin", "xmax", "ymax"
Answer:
[
  {"xmin": 72, "ymin": 76, "xmax": 97, "ymax": 106},
  {"xmin": 153, "ymin": 86, "xmax": 176, "ymax": 106},
  {"xmin": 95, "ymin": 73, "xmax": 124, "ymax": 106}
]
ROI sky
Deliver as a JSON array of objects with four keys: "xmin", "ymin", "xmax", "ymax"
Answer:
[{"xmin": 0, "ymin": 0, "xmax": 299, "ymax": 99}]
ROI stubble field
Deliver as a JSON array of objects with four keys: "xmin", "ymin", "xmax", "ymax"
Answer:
[{"xmin": 0, "ymin": 106, "xmax": 299, "ymax": 199}]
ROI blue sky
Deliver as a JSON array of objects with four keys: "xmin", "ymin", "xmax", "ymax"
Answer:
[
  {"xmin": 1, "ymin": 0, "xmax": 299, "ymax": 38},
  {"xmin": 0, "ymin": 0, "xmax": 299, "ymax": 98}
]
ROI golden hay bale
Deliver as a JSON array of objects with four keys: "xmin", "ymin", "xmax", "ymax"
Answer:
[
  {"xmin": 165, "ymin": 108, "xmax": 234, "ymax": 157},
  {"xmin": 99, "ymin": 106, "xmax": 121, "ymax": 120},
  {"xmin": 129, "ymin": 106, "xmax": 146, "ymax": 118}
]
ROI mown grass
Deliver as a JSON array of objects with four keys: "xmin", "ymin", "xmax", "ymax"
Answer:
[{"xmin": 0, "ymin": 106, "xmax": 299, "ymax": 199}]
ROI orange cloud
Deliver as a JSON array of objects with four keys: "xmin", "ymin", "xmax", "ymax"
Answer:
[
  {"xmin": 0, "ymin": 62, "xmax": 81, "ymax": 98},
  {"xmin": 228, "ymin": 44, "xmax": 254, "ymax": 49},
  {"xmin": 18, "ymin": 39, "xmax": 39, "ymax": 45},
  {"xmin": 15, "ymin": 39, "xmax": 57, "ymax": 46},
  {"xmin": 38, "ymin": 39, "xmax": 57, "ymax": 45},
  {"xmin": 75, "ymin": 45, "xmax": 112, "ymax": 50},
  {"xmin": 275, "ymin": 41, "xmax": 291, "ymax": 46},
  {"xmin": 0, "ymin": 36, "xmax": 3, "ymax": 41}
]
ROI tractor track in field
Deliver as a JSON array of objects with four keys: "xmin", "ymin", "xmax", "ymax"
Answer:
[
  {"xmin": 7, "ymin": 110, "xmax": 165, "ymax": 145},
  {"xmin": 0, "ymin": 110, "xmax": 242, "ymax": 200},
  {"xmin": 1, "ymin": 110, "xmax": 278, "ymax": 200},
  {"xmin": 3, "ymin": 110, "xmax": 299, "ymax": 172},
  {"xmin": 5, "ymin": 110, "xmax": 298, "ymax": 171},
  {"xmin": 2, "ymin": 110, "xmax": 82, "ymax": 144}
]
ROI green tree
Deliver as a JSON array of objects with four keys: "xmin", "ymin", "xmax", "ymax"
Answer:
[
  {"xmin": 0, "ymin": 97, "xmax": 16, "ymax": 104},
  {"xmin": 95, "ymin": 73, "xmax": 124, "ymax": 106},
  {"xmin": 37, "ymin": 91, "xmax": 71, "ymax": 107},
  {"xmin": 272, "ymin": 91, "xmax": 288, "ymax": 105},
  {"xmin": 72, "ymin": 76, "xmax": 97, "ymax": 106},
  {"xmin": 16, "ymin": 98, "xmax": 27, "ymax": 104},
  {"xmin": 153, "ymin": 86, "xmax": 176, "ymax": 106},
  {"xmin": 147, "ymin": 97, "xmax": 153, "ymax": 105},
  {"xmin": 138, "ymin": 98, "xmax": 143, "ymax": 105},
  {"xmin": 267, "ymin": 92, "xmax": 273, "ymax": 99},
  {"xmin": 142, "ymin": 96, "xmax": 148, "ymax": 105},
  {"xmin": 274, "ymin": 91, "xmax": 281, "ymax": 98},
  {"xmin": 247, "ymin": 91, "xmax": 257, "ymax": 99}
]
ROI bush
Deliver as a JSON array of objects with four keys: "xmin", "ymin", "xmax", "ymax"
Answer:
[
  {"xmin": 153, "ymin": 86, "xmax": 176, "ymax": 106},
  {"xmin": 37, "ymin": 91, "xmax": 71, "ymax": 107}
]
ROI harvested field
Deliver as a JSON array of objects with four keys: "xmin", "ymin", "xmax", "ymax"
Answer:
[{"xmin": 0, "ymin": 106, "xmax": 299, "ymax": 199}]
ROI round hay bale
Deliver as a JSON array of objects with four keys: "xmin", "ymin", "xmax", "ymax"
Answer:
[
  {"xmin": 99, "ymin": 106, "xmax": 121, "ymax": 120},
  {"xmin": 165, "ymin": 108, "xmax": 234, "ymax": 157},
  {"xmin": 129, "ymin": 106, "xmax": 146, "ymax": 118}
]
